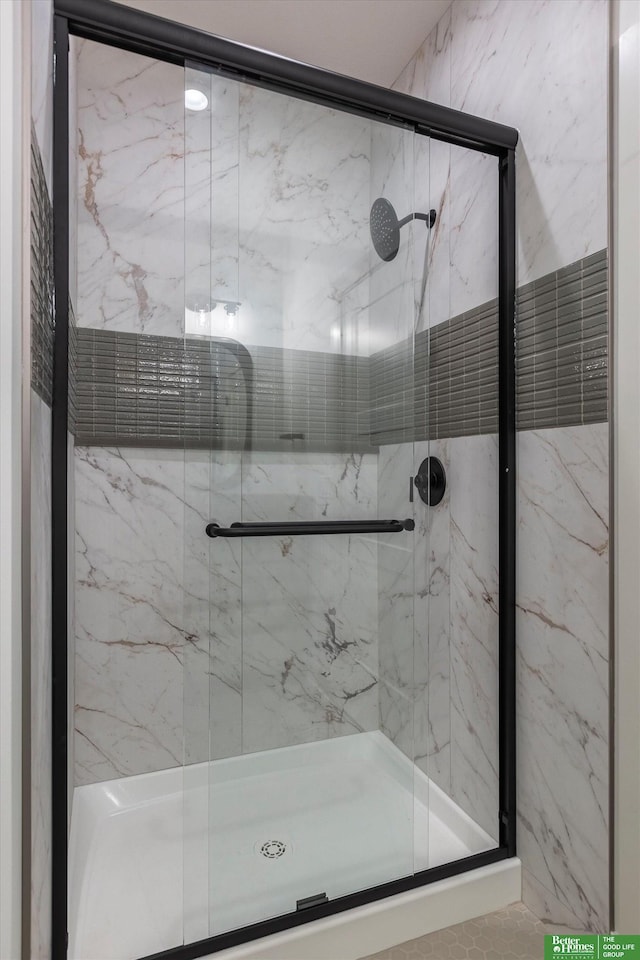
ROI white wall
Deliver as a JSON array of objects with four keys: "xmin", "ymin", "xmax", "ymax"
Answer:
[
  {"xmin": 613, "ymin": 0, "xmax": 640, "ymax": 934},
  {"xmin": 0, "ymin": 2, "xmax": 27, "ymax": 957}
]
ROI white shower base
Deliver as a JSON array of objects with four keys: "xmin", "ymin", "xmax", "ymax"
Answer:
[{"xmin": 69, "ymin": 731, "xmax": 514, "ymax": 960}]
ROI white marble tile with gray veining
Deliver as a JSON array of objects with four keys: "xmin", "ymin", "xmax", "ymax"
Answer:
[
  {"xmin": 414, "ymin": 438, "xmax": 451, "ymax": 791},
  {"xmin": 392, "ymin": 7, "xmax": 452, "ymax": 336},
  {"xmin": 368, "ymin": 117, "xmax": 422, "ymax": 352},
  {"xmin": 239, "ymin": 452, "xmax": 379, "ymax": 753},
  {"xmin": 184, "ymin": 452, "xmax": 243, "ymax": 763},
  {"xmin": 449, "ymin": 148, "xmax": 498, "ymax": 318},
  {"xmin": 449, "ymin": 434, "xmax": 500, "ymax": 840},
  {"xmin": 74, "ymin": 444, "xmax": 384, "ymax": 780},
  {"xmin": 74, "ymin": 447, "xmax": 188, "ymax": 783},
  {"xmin": 421, "ymin": 137, "xmax": 451, "ymax": 334},
  {"xmin": 76, "ymin": 41, "xmax": 185, "ymax": 338},
  {"xmin": 391, "ymin": 0, "xmax": 607, "ymax": 294},
  {"xmin": 377, "ymin": 443, "xmax": 415, "ymax": 757},
  {"xmin": 378, "ymin": 432, "xmax": 499, "ymax": 826},
  {"xmin": 517, "ymin": 423, "xmax": 609, "ymax": 931},
  {"xmin": 449, "ymin": 0, "xmax": 608, "ymax": 286},
  {"xmin": 236, "ymin": 85, "xmax": 373, "ymax": 355},
  {"xmin": 185, "ymin": 73, "xmax": 241, "ymax": 324},
  {"xmin": 367, "ymin": 113, "xmax": 426, "ymax": 764},
  {"xmin": 518, "ymin": 425, "xmax": 609, "ymax": 660},
  {"xmin": 522, "ymin": 867, "xmax": 588, "ymax": 934}
]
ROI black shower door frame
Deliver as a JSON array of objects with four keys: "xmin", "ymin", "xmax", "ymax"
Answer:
[{"xmin": 50, "ymin": 2, "xmax": 517, "ymax": 958}]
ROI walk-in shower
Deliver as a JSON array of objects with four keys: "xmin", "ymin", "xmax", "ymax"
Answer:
[{"xmin": 51, "ymin": 2, "xmax": 517, "ymax": 958}]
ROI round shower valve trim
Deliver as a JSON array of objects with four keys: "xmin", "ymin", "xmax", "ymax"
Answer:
[{"xmin": 414, "ymin": 457, "xmax": 446, "ymax": 506}]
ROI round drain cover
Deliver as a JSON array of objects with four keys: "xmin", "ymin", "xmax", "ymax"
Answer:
[{"xmin": 259, "ymin": 840, "xmax": 287, "ymax": 859}]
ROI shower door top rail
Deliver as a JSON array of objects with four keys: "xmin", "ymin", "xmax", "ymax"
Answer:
[
  {"xmin": 205, "ymin": 518, "xmax": 415, "ymax": 538},
  {"xmin": 55, "ymin": 0, "xmax": 518, "ymax": 155}
]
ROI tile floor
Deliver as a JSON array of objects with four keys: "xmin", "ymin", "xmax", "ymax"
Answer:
[{"xmin": 363, "ymin": 902, "xmax": 577, "ymax": 960}]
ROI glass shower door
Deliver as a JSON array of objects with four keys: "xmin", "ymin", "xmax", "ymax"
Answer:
[{"xmin": 183, "ymin": 64, "xmax": 425, "ymax": 940}]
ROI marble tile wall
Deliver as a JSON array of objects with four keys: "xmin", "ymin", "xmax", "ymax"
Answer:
[
  {"xmin": 416, "ymin": 438, "xmax": 451, "ymax": 793},
  {"xmin": 182, "ymin": 452, "xmax": 241, "ymax": 766},
  {"xmin": 377, "ymin": 442, "xmax": 416, "ymax": 764},
  {"xmin": 78, "ymin": 43, "xmax": 372, "ymax": 352},
  {"xmin": 517, "ymin": 423, "xmax": 609, "ymax": 931},
  {"xmin": 372, "ymin": 13, "xmax": 501, "ymax": 846},
  {"xmin": 75, "ymin": 447, "xmax": 187, "ymax": 783},
  {"xmin": 377, "ymin": 437, "xmax": 454, "ymax": 796},
  {"xmin": 448, "ymin": 434, "xmax": 499, "ymax": 841},
  {"xmin": 75, "ymin": 446, "xmax": 379, "ymax": 782},
  {"xmin": 237, "ymin": 452, "xmax": 379, "ymax": 752},
  {"xmin": 183, "ymin": 67, "xmax": 377, "ymax": 354},
  {"xmin": 74, "ymin": 42, "xmax": 386, "ymax": 782},
  {"xmin": 73, "ymin": 9, "xmax": 610, "ymax": 935},
  {"xmin": 377, "ymin": 434, "xmax": 499, "ymax": 843},
  {"xmin": 393, "ymin": 0, "xmax": 608, "ymax": 291},
  {"xmin": 76, "ymin": 43, "xmax": 185, "ymax": 338},
  {"xmin": 379, "ymin": 0, "xmax": 609, "ymax": 933},
  {"xmin": 235, "ymin": 84, "xmax": 372, "ymax": 354}
]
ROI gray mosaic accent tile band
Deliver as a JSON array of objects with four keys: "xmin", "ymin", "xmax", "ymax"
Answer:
[
  {"xmin": 516, "ymin": 249, "xmax": 608, "ymax": 430},
  {"xmin": 368, "ymin": 247, "xmax": 607, "ymax": 443},
  {"xmin": 30, "ymin": 129, "xmax": 54, "ymax": 407},
  {"xmin": 73, "ymin": 249, "xmax": 607, "ymax": 450},
  {"xmin": 73, "ymin": 330, "xmax": 373, "ymax": 452},
  {"xmin": 69, "ymin": 302, "xmax": 78, "ymax": 435},
  {"xmin": 369, "ymin": 299, "xmax": 500, "ymax": 445}
]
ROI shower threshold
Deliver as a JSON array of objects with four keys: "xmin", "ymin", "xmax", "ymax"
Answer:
[{"xmin": 68, "ymin": 731, "xmax": 496, "ymax": 960}]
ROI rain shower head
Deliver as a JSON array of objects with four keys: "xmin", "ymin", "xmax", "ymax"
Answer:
[
  {"xmin": 369, "ymin": 198, "xmax": 437, "ymax": 262},
  {"xmin": 370, "ymin": 198, "xmax": 401, "ymax": 262}
]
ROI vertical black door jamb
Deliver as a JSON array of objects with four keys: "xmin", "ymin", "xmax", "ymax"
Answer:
[
  {"xmin": 52, "ymin": 14, "xmax": 70, "ymax": 960},
  {"xmin": 498, "ymin": 146, "xmax": 517, "ymax": 857}
]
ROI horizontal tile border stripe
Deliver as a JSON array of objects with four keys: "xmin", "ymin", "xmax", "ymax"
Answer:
[
  {"xmin": 30, "ymin": 128, "xmax": 54, "ymax": 407},
  {"xmin": 72, "ymin": 248, "xmax": 607, "ymax": 450},
  {"xmin": 369, "ymin": 247, "xmax": 607, "ymax": 442},
  {"xmin": 73, "ymin": 329, "xmax": 374, "ymax": 452}
]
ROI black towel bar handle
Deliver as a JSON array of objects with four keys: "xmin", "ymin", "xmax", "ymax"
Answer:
[{"xmin": 205, "ymin": 519, "xmax": 415, "ymax": 538}]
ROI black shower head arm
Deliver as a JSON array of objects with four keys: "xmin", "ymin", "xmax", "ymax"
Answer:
[{"xmin": 397, "ymin": 210, "xmax": 437, "ymax": 229}]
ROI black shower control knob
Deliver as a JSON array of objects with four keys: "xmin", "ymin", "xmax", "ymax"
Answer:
[{"xmin": 414, "ymin": 457, "xmax": 446, "ymax": 506}]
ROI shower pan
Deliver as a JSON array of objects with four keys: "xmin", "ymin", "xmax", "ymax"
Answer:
[{"xmin": 51, "ymin": 2, "xmax": 518, "ymax": 959}]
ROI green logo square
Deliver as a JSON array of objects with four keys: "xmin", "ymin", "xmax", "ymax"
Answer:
[{"xmin": 544, "ymin": 935, "xmax": 640, "ymax": 958}]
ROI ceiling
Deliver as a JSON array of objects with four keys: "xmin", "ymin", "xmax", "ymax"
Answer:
[{"xmin": 116, "ymin": 0, "xmax": 451, "ymax": 87}]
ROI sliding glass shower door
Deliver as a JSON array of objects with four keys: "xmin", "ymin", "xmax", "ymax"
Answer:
[
  {"xmin": 61, "ymin": 10, "xmax": 515, "ymax": 957},
  {"xmin": 63, "ymin": 19, "xmax": 510, "ymax": 959},
  {"xmin": 183, "ymin": 65, "xmax": 427, "ymax": 940}
]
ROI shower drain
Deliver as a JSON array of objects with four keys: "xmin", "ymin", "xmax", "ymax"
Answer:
[{"xmin": 259, "ymin": 840, "xmax": 287, "ymax": 859}]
